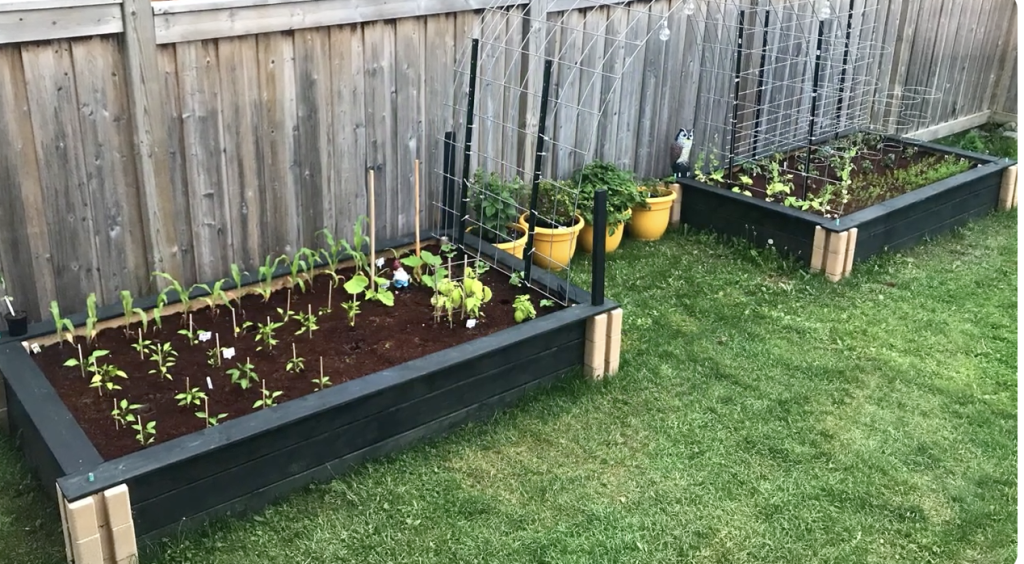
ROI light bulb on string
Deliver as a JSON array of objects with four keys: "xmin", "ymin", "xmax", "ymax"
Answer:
[
  {"xmin": 658, "ymin": 19, "xmax": 671, "ymax": 41},
  {"xmin": 814, "ymin": 0, "xmax": 833, "ymax": 20},
  {"xmin": 682, "ymin": 0, "xmax": 696, "ymax": 16}
]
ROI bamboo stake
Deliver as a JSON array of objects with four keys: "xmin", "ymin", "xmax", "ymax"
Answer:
[
  {"xmin": 138, "ymin": 329, "xmax": 144, "ymax": 359},
  {"xmin": 308, "ymin": 304, "xmax": 313, "ymax": 338},
  {"xmin": 215, "ymin": 333, "xmax": 221, "ymax": 367},
  {"xmin": 368, "ymin": 167, "xmax": 377, "ymax": 292},
  {"xmin": 232, "ymin": 308, "xmax": 237, "ymax": 336},
  {"xmin": 286, "ymin": 288, "xmax": 291, "ymax": 315},
  {"xmin": 414, "ymin": 158, "xmax": 421, "ymax": 257},
  {"xmin": 203, "ymin": 397, "xmax": 210, "ymax": 427},
  {"xmin": 292, "ymin": 342, "xmax": 297, "ymax": 364},
  {"xmin": 327, "ymin": 281, "xmax": 333, "ymax": 312}
]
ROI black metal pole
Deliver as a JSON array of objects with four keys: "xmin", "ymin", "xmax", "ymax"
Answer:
[
  {"xmin": 803, "ymin": 22, "xmax": 826, "ymax": 197},
  {"xmin": 522, "ymin": 59, "xmax": 555, "ymax": 284},
  {"xmin": 590, "ymin": 189, "xmax": 607, "ymax": 307},
  {"xmin": 455, "ymin": 38, "xmax": 480, "ymax": 249},
  {"xmin": 834, "ymin": 0, "xmax": 856, "ymax": 137},
  {"xmin": 441, "ymin": 131, "xmax": 456, "ymax": 236},
  {"xmin": 751, "ymin": 9, "xmax": 771, "ymax": 157},
  {"xmin": 727, "ymin": 10, "xmax": 745, "ymax": 181}
]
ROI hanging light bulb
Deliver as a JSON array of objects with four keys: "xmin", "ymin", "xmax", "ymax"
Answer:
[
  {"xmin": 658, "ymin": 18, "xmax": 671, "ymax": 41},
  {"xmin": 682, "ymin": 0, "xmax": 696, "ymax": 16},
  {"xmin": 814, "ymin": 0, "xmax": 833, "ymax": 20}
]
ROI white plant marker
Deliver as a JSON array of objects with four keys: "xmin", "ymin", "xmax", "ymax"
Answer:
[
  {"xmin": 466, "ymin": 319, "xmax": 477, "ymax": 329},
  {"xmin": 30, "ymin": 342, "xmax": 41, "ymax": 354},
  {"xmin": 222, "ymin": 347, "xmax": 236, "ymax": 360},
  {"xmin": 2, "ymin": 295, "xmax": 14, "ymax": 316},
  {"xmin": 198, "ymin": 331, "xmax": 212, "ymax": 342},
  {"xmin": 368, "ymin": 167, "xmax": 377, "ymax": 292},
  {"xmin": 206, "ymin": 376, "xmax": 213, "ymax": 390}
]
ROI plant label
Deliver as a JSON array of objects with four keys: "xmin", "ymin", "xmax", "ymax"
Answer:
[
  {"xmin": 466, "ymin": 319, "xmax": 477, "ymax": 329},
  {"xmin": 376, "ymin": 257, "xmax": 386, "ymax": 269},
  {"xmin": 199, "ymin": 331, "xmax": 213, "ymax": 342},
  {"xmin": 206, "ymin": 376, "xmax": 213, "ymax": 390},
  {"xmin": 30, "ymin": 343, "xmax": 41, "ymax": 354},
  {"xmin": 222, "ymin": 347, "xmax": 236, "ymax": 360}
]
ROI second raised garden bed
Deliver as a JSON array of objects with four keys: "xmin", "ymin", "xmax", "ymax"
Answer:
[
  {"xmin": 0, "ymin": 227, "xmax": 621, "ymax": 560},
  {"xmin": 679, "ymin": 131, "xmax": 1017, "ymax": 280}
]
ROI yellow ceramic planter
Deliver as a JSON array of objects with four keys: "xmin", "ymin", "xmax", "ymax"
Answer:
[
  {"xmin": 580, "ymin": 221, "xmax": 627, "ymax": 254},
  {"xmin": 517, "ymin": 213, "xmax": 585, "ymax": 271},
  {"xmin": 468, "ymin": 224, "xmax": 529, "ymax": 259},
  {"xmin": 628, "ymin": 187, "xmax": 678, "ymax": 241}
]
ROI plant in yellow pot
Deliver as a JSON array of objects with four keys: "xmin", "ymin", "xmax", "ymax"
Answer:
[
  {"xmin": 467, "ymin": 169, "xmax": 529, "ymax": 259},
  {"xmin": 518, "ymin": 179, "xmax": 584, "ymax": 271},
  {"xmin": 627, "ymin": 178, "xmax": 678, "ymax": 241},
  {"xmin": 572, "ymin": 160, "xmax": 647, "ymax": 254}
]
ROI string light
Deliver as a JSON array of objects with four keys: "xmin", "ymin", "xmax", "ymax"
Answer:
[
  {"xmin": 682, "ymin": 0, "xmax": 696, "ymax": 16},
  {"xmin": 658, "ymin": 19, "xmax": 671, "ymax": 41}
]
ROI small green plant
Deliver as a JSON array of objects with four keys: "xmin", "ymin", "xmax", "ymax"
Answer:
[
  {"xmin": 147, "ymin": 341, "xmax": 178, "ymax": 380},
  {"xmin": 174, "ymin": 377, "xmax": 207, "ymax": 407},
  {"xmin": 513, "ymin": 295, "xmax": 536, "ymax": 323},
  {"xmin": 509, "ymin": 271, "xmax": 524, "ymax": 287},
  {"xmin": 318, "ymin": 228, "xmax": 346, "ymax": 270},
  {"xmin": 256, "ymin": 255, "xmax": 287, "ymax": 302},
  {"xmin": 294, "ymin": 306, "xmax": 319, "ymax": 337},
  {"xmin": 341, "ymin": 275, "xmax": 368, "ymax": 326},
  {"xmin": 312, "ymin": 357, "xmax": 331, "ymax": 390},
  {"xmin": 131, "ymin": 416, "xmax": 156, "ymax": 446},
  {"xmin": 64, "ymin": 348, "xmax": 108, "ymax": 381},
  {"xmin": 227, "ymin": 358, "xmax": 258, "ymax": 390},
  {"xmin": 152, "ymin": 293, "xmax": 167, "ymax": 330},
  {"xmin": 49, "ymin": 301, "xmax": 75, "ymax": 346},
  {"xmin": 461, "ymin": 266, "xmax": 492, "ymax": 319},
  {"xmin": 339, "ymin": 216, "xmax": 371, "ymax": 276},
  {"xmin": 572, "ymin": 161, "xmax": 646, "ymax": 235},
  {"xmin": 178, "ymin": 319, "xmax": 200, "ymax": 345},
  {"xmin": 255, "ymin": 317, "xmax": 284, "ymax": 350},
  {"xmin": 206, "ymin": 347, "xmax": 220, "ymax": 367},
  {"xmin": 229, "ymin": 263, "xmax": 245, "ymax": 306},
  {"xmin": 539, "ymin": 299, "xmax": 555, "ymax": 308},
  {"xmin": 253, "ymin": 380, "xmax": 283, "ymax": 410},
  {"xmin": 154, "ymin": 272, "xmax": 193, "ymax": 323},
  {"xmin": 287, "ymin": 343, "xmax": 305, "ymax": 374},
  {"xmin": 195, "ymin": 397, "xmax": 227, "ymax": 428},
  {"xmin": 401, "ymin": 250, "xmax": 444, "ymax": 286},
  {"xmin": 111, "ymin": 398, "xmax": 141, "ymax": 430},
  {"xmin": 194, "ymin": 279, "xmax": 233, "ymax": 317},
  {"xmin": 131, "ymin": 329, "xmax": 152, "ymax": 360},
  {"xmin": 120, "ymin": 290, "xmax": 134, "ymax": 337},
  {"xmin": 85, "ymin": 293, "xmax": 98, "ymax": 344}
]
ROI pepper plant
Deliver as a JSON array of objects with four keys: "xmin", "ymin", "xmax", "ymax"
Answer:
[
  {"xmin": 227, "ymin": 358, "xmax": 258, "ymax": 390},
  {"xmin": 147, "ymin": 341, "xmax": 178, "ymax": 380}
]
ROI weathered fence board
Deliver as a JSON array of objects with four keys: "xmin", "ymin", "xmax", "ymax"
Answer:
[{"xmin": 0, "ymin": 0, "xmax": 1016, "ymax": 321}]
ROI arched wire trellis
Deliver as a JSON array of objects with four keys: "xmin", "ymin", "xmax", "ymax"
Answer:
[{"xmin": 431, "ymin": 0, "xmax": 685, "ymax": 305}]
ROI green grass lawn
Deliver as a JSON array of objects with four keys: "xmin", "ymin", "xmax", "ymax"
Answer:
[
  {"xmin": 934, "ymin": 122, "xmax": 1018, "ymax": 160},
  {"xmin": 0, "ymin": 211, "xmax": 1016, "ymax": 564}
]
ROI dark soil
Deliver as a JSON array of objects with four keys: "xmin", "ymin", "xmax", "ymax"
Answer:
[
  {"xmin": 713, "ymin": 140, "xmax": 978, "ymax": 216},
  {"xmin": 33, "ymin": 246, "xmax": 562, "ymax": 461}
]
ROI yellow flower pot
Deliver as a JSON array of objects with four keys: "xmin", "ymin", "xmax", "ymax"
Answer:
[
  {"xmin": 628, "ymin": 187, "xmax": 678, "ymax": 241},
  {"xmin": 467, "ymin": 224, "xmax": 529, "ymax": 259},
  {"xmin": 517, "ymin": 213, "xmax": 585, "ymax": 271},
  {"xmin": 580, "ymin": 220, "xmax": 627, "ymax": 254}
]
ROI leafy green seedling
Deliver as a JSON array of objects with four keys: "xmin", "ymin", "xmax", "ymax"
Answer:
[
  {"xmin": 312, "ymin": 357, "xmax": 331, "ymax": 391},
  {"xmin": 111, "ymin": 398, "xmax": 141, "ymax": 430},
  {"xmin": 342, "ymin": 274, "xmax": 368, "ymax": 326},
  {"xmin": 256, "ymin": 255, "xmax": 287, "ymax": 302},
  {"xmin": 49, "ymin": 301, "xmax": 75, "ymax": 346},
  {"xmin": 195, "ymin": 397, "xmax": 227, "ymax": 428},
  {"xmin": 286, "ymin": 343, "xmax": 305, "ymax": 374},
  {"xmin": 462, "ymin": 267, "xmax": 492, "ymax": 319},
  {"xmin": 194, "ymin": 279, "xmax": 233, "ymax": 317},
  {"xmin": 131, "ymin": 329, "xmax": 152, "ymax": 360},
  {"xmin": 255, "ymin": 317, "xmax": 284, "ymax": 350},
  {"xmin": 253, "ymin": 380, "xmax": 283, "ymax": 410},
  {"xmin": 174, "ymin": 377, "xmax": 207, "ymax": 407},
  {"xmin": 132, "ymin": 417, "xmax": 156, "ymax": 446},
  {"xmin": 539, "ymin": 299, "xmax": 555, "ymax": 308},
  {"xmin": 513, "ymin": 295, "xmax": 536, "ymax": 323},
  {"xmin": 154, "ymin": 272, "xmax": 193, "ymax": 324},
  {"xmin": 295, "ymin": 305, "xmax": 318, "ymax": 337},
  {"xmin": 227, "ymin": 358, "xmax": 258, "ymax": 390},
  {"xmin": 85, "ymin": 293, "xmax": 98, "ymax": 344},
  {"xmin": 147, "ymin": 342, "xmax": 178, "ymax": 380}
]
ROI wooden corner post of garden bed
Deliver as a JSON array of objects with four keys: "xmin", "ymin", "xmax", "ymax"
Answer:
[
  {"xmin": 57, "ymin": 483, "xmax": 138, "ymax": 564},
  {"xmin": 811, "ymin": 226, "xmax": 859, "ymax": 282},
  {"xmin": 669, "ymin": 182, "xmax": 683, "ymax": 227},
  {"xmin": 999, "ymin": 165, "xmax": 1018, "ymax": 211},
  {"xmin": 584, "ymin": 308, "xmax": 623, "ymax": 380}
]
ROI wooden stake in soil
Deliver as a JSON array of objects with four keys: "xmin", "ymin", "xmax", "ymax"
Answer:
[
  {"xmin": 214, "ymin": 333, "xmax": 221, "ymax": 367},
  {"xmin": 203, "ymin": 396, "xmax": 210, "ymax": 427},
  {"xmin": 138, "ymin": 329, "xmax": 145, "ymax": 359},
  {"xmin": 292, "ymin": 343, "xmax": 297, "ymax": 365},
  {"xmin": 231, "ymin": 308, "xmax": 237, "ymax": 336},
  {"xmin": 368, "ymin": 167, "xmax": 377, "ymax": 292},
  {"xmin": 76, "ymin": 344, "xmax": 84, "ymax": 379},
  {"xmin": 327, "ymin": 281, "xmax": 333, "ymax": 312},
  {"xmin": 286, "ymin": 288, "xmax": 291, "ymax": 316},
  {"xmin": 414, "ymin": 158, "xmax": 422, "ymax": 257},
  {"xmin": 308, "ymin": 304, "xmax": 313, "ymax": 338}
]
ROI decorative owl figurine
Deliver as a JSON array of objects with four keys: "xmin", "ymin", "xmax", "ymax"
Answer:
[{"xmin": 670, "ymin": 128, "xmax": 694, "ymax": 179}]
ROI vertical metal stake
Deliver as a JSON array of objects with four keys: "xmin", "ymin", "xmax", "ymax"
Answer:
[
  {"xmin": 727, "ymin": 10, "xmax": 745, "ymax": 181},
  {"xmin": 803, "ymin": 23, "xmax": 826, "ymax": 197},
  {"xmin": 751, "ymin": 9, "xmax": 771, "ymax": 157},
  {"xmin": 834, "ymin": 0, "xmax": 856, "ymax": 137},
  {"xmin": 456, "ymin": 38, "xmax": 480, "ymax": 248},
  {"xmin": 590, "ymin": 189, "xmax": 607, "ymax": 307},
  {"xmin": 441, "ymin": 131, "xmax": 456, "ymax": 236},
  {"xmin": 523, "ymin": 59, "xmax": 555, "ymax": 284}
]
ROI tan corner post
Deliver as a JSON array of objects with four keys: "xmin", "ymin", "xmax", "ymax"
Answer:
[
  {"xmin": 584, "ymin": 308, "xmax": 623, "ymax": 379},
  {"xmin": 810, "ymin": 226, "xmax": 859, "ymax": 282},
  {"xmin": 999, "ymin": 165, "xmax": 1018, "ymax": 211},
  {"xmin": 669, "ymin": 182, "xmax": 683, "ymax": 227},
  {"xmin": 58, "ymin": 484, "xmax": 138, "ymax": 564}
]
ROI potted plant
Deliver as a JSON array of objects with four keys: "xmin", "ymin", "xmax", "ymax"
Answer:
[
  {"xmin": 467, "ymin": 169, "xmax": 529, "ymax": 258},
  {"xmin": 0, "ymin": 274, "xmax": 28, "ymax": 337},
  {"xmin": 571, "ymin": 161, "xmax": 647, "ymax": 254},
  {"xmin": 517, "ymin": 179, "xmax": 585, "ymax": 271},
  {"xmin": 627, "ymin": 177, "xmax": 678, "ymax": 241}
]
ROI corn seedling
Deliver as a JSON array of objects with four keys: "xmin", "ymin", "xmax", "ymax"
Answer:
[
  {"xmin": 85, "ymin": 293, "xmax": 98, "ymax": 344},
  {"xmin": 229, "ymin": 264, "xmax": 245, "ymax": 307},
  {"xmin": 341, "ymin": 274, "xmax": 368, "ymax": 326},
  {"xmin": 286, "ymin": 343, "xmax": 305, "ymax": 374},
  {"xmin": 49, "ymin": 301, "xmax": 75, "ymax": 346},
  {"xmin": 154, "ymin": 272, "xmax": 193, "ymax": 324},
  {"xmin": 513, "ymin": 295, "xmax": 536, "ymax": 323},
  {"xmin": 295, "ymin": 305, "xmax": 318, "ymax": 337},
  {"xmin": 147, "ymin": 342, "xmax": 178, "ymax": 380},
  {"xmin": 132, "ymin": 330, "xmax": 152, "ymax": 360},
  {"xmin": 339, "ymin": 216, "xmax": 371, "ymax": 276},
  {"xmin": 194, "ymin": 279, "xmax": 233, "ymax": 317},
  {"xmin": 131, "ymin": 416, "xmax": 157, "ymax": 446},
  {"xmin": 227, "ymin": 358, "xmax": 258, "ymax": 390},
  {"xmin": 120, "ymin": 291, "xmax": 134, "ymax": 337},
  {"xmin": 195, "ymin": 397, "xmax": 227, "ymax": 428},
  {"xmin": 175, "ymin": 377, "xmax": 207, "ymax": 407},
  {"xmin": 111, "ymin": 398, "xmax": 141, "ymax": 430},
  {"xmin": 253, "ymin": 380, "xmax": 283, "ymax": 409},
  {"xmin": 290, "ymin": 248, "xmax": 319, "ymax": 292},
  {"xmin": 312, "ymin": 357, "xmax": 331, "ymax": 390},
  {"xmin": 255, "ymin": 317, "xmax": 284, "ymax": 350},
  {"xmin": 152, "ymin": 293, "xmax": 167, "ymax": 330},
  {"xmin": 256, "ymin": 255, "xmax": 287, "ymax": 302},
  {"xmin": 318, "ymin": 227, "xmax": 346, "ymax": 270}
]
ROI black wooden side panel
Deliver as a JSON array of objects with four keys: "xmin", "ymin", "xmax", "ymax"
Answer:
[
  {"xmin": 118, "ymin": 321, "xmax": 584, "ymax": 505},
  {"xmin": 6, "ymin": 383, "xmax": 61, "ymax": 498},
  {"xmin": 134, "ymin": 338, "xmax": 584, "ymax": 538},
  {"xmin": 853, "ymin": 172, "xmax": 1002, "ymax": 260},
  {"xmin": 681, "ymin": 181, "xmax": 821, "ymax": 265}
]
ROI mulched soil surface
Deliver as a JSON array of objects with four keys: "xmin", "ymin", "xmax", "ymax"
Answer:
[{"xmin": 34, "ymin": 246, "xmax": 561, "ymax": 460}]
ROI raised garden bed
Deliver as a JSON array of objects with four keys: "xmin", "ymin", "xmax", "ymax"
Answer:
[
  {"xmin": 680, "ymin": 131, "xmax": 1017, "ymax": 275},
  {"xmin": 0, "ymin": 230, "xmax": 620, "ymax": 551}
]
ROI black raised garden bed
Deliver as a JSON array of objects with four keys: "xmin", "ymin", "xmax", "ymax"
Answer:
[
  {"xmin": 0, "ymin": 231, "xmax": 617, "ymax": 545},
  {"xmin": 680, "ymin": 131, "xmax": 1017, "ymax": 266}
]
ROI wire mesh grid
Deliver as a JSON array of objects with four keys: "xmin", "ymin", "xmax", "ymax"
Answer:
[
  {"xmin": 684, "ymin": 0, "xmax": 945, "ymax": 220},
  {"xmin": 429, "ymin": 0, "xmax": 685, "ymax": 304}
]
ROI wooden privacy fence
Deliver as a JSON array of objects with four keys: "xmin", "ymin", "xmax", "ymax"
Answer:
[{"xmin": 0, "ymin": 0, "xmax": 1017, "ymax": 320}]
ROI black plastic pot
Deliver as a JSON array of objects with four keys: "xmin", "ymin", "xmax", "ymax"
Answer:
[{"xmin": 4, "ymin": 311, "xmax": 28, "ymax": 337}]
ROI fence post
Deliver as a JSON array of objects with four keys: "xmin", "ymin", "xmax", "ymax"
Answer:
[{"xmin": 121, "ymin": 0, "xmax": 181, "ymax": 287}]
